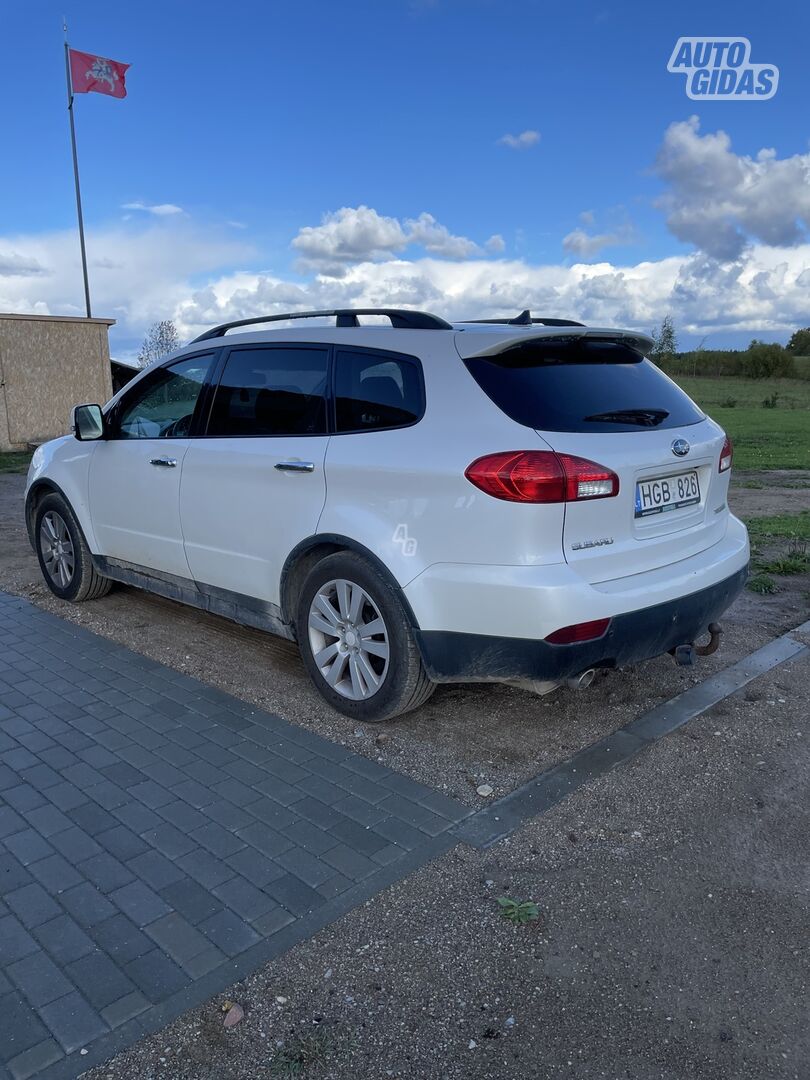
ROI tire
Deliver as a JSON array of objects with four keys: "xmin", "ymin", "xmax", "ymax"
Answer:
[
  {"xmin": 34, "ymin": 493, "xmax": 112, "ymax": 603},
  {"xmin": 296, "ymin": 551, "xmax": 435, "ymax": 722}
]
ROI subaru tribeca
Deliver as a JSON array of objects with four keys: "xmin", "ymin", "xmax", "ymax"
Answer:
[{"xmin": 26, "ymin": 308, "xmax": 749, "ymax": 722}]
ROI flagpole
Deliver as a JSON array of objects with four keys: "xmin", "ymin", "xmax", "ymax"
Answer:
[{"xmin": 63, "ymin": 20, "xmax": 92, "ymax": 319}]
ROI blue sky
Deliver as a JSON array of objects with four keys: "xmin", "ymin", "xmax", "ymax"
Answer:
[{"xmin": 2, "ymin": 0, "xmax": 809, "ymax": 355}]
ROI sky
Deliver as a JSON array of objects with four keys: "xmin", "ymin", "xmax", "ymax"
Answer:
[{"xmin": 2, "ymin": 0, "xmax": 809, "ymax": 357}]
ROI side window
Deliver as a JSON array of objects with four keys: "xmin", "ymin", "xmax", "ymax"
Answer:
[
  {"xmin": 207, "ymin": 346, "xmax": 329, "ymax": 437},
  {"xmin": 334, "ymin": 349, "xmax": 424, "ymax": 433},
  {"xmin": 116, "ymin": 355, "xmax": 214, "ymax": 440}
]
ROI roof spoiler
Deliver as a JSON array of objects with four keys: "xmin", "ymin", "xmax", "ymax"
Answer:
[{"xmin": 456, "ymin": 327, "xmax": 655, "ymax": 360}]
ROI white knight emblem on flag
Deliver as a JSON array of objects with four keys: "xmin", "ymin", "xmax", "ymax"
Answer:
[{"xmin": 86, "ymin": 58, "xmax": 118, "ymax": 91}]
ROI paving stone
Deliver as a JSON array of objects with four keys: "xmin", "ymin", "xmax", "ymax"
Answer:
[
  {"xmin": 33, "ymin": 915, "xmax": 96, "ymax": 964},
  {"xmin": 0, "ymin": 589, "xmax": 469, "ymax": 1075},
  {"xmin": 47, "ymin": 825, "xmax": 103, "ymax": 864},
  {"xmin": 38, "ymin": 991, "xmax": 108, "ymax": 1054},
  {"xmin": 0, "ymin": 852, "xmax": 33, "ymax": 895},
  {"xmin": 3, "ymin": 829, "xmax": 55, "ymax": 867},
  {"xmin": 6, "ymin": 1038, "xmax": 63, "ymax": 1080},
  {"xmin": 321, "ymin": 843, "xmax": 379, "ymax": 882},
  {"xmin": 0, "ymin": 993, "xmax": 50, "ymax": 1063},
  {"xmin": 89, "ymin": 914, "xmax": 154, "ymax": 964},
  {"xmin": 100, "ymin": 990, "xmax": 150, "ymax": 1029},
  {"xmin": 2, "ymin": 785, "xmax": 47, "ymax": 814},
  {"xmin": 110, "ymin": 880, "xmax": 172, "ymax": 927},
  {"xmin": 265, "ymin": 873, "xmax": 327, "ymax": 917},
  {"xmin": 65, "ymin": 951, "xmax": 137, "ymax": 1011},
  {"xmin": 174, "ymin": 849, "xmax": 235, "ymax": 893},
  {"xmin": 127, "ymin": 849, "xmax": 185, "ymax": 891},
  {"xmin": 80, "ymin": 852, "xmax": 136, "ymax": 893},
  {"xmin": 67, "ymin": 801, "xmax": 118, "ymax": 837},
  {"xmin": 198, "ymin": 908, "xmax": 260, "ymax": 956},
  {"xmin": 96, "ymin": 824, "xmax": 149, "ymax": 862},
  {"xmin": 22, "ymin": 803, "xmax": 72, "ymax": 838},
  {"xmin": 212, "ymin": 875, "xmax": 278, "ymax": 922},
  {"xmin": 8, "ymin": 951, "xmax": 73, "ymax": 1007},
  {"xmin": 4, "ymin": 882, "xmax": 63, "ymax": 928},
  {"xmin": 145, "ymin": 912, "xmax": 210, "ymax": 965},
  {"xmin": 142, "ymin": 822, "xmax": 198, "ymax": 859},
  {"xmin": 60, "ymin": 882, "xmax": 117, "ymax": 927},
  {"xmin": 125, "ymin": 950, "xmax": 189, "ymax": 1003},
  {"xmin": 189, "ymin": 821, "xmax": 246, "ymax": 858}
]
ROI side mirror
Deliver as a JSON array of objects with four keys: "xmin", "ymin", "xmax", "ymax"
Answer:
[{"xmin": 73, "ymin": 403, "xmax": 104, "ymax": 441}]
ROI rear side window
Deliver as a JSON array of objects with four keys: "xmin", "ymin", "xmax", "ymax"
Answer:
[
  {"xmin": 334, "ymin": 349, "xmax": 424, "ymax": 433},
  {"xmin": 464, "ymin": 339, "xmax": 705, "ymax": 433},
  {"xmin": 207, "ymin": 346, "xmax": 329, "ymax": 437}
]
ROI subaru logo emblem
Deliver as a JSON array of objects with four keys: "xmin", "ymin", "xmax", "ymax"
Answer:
[{"xmin": 671, "ymin": 438, "xmax": 690, "ymax": 457}]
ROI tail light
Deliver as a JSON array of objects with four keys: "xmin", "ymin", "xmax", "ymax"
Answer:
[
  {"xmin": 719, "ymin": 434, "xmax": 733, "ymax": 473},
  {"xmin": 545, "ymin": 618, "xmax": 610, "ymax": 644},
  {"xmin": 465, "ymin": 451, "xmax": 619, "ymax": 504}
]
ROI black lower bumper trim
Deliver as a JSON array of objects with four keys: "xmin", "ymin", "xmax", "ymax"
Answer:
[{"xmin": 415, "ymin": 564, "xmax": 748, "ymax": 683}]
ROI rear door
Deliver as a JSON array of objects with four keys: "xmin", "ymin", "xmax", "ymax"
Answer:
[
  {"xmin": 462, "ymin": 337, "xmax": 730, "ymax": 583},
  {"xmin": 179, "ymin": 343, "xmax": 330, "ymax": 604}
]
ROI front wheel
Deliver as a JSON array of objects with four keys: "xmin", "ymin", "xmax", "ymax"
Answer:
[
  {"xmin": 34, "ymin": 493, "xmax": 112, "ymax": 602},
  {"xmin": 296, "ymin": 552, "xmax": 435, "ymax": 722}
]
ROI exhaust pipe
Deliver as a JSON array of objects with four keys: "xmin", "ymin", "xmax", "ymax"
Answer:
[{"xmin": 565, "ymin": 669, "xmax": 596, "ymax": 690}]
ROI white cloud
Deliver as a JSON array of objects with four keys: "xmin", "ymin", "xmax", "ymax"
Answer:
[
  {"xmin": 655, "ymin": 116, "xmax": 810, "ymax": 259},
  {"xmin": 563, "ymin": 228, "xmax": 625, "ymax": 259},
  {"xmin": 0, "ymin": 252, "xmax": 49, "ymax": 276},
  {"xmin": 121, "ymin": 202, "xmax": 185, "ymax": 217},
  {"xmin": 485, "ymin": 234, "xmax": 506, "ymax": 254},
  {"xmin": 291, "ymin": 205, "xmax": 486, "ymax": 274},
  {"xmin": 497, "ymin": 130, "xmax": 540, "ymax": 150}
]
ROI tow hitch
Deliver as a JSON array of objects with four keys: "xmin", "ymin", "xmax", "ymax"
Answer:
[{"xmin": 671, "ymin": 622, "xmax": 723, "ymax": 666}]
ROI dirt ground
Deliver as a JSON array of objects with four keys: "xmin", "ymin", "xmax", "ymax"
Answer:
[{"xmin": 1, "ymin": 470, "xmax": 808, "ymax": 806}]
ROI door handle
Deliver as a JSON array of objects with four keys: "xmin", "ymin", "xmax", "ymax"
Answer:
[
  {"xmin": 150, "ymin": 457, "xmax": 177, "ymax": 468},
  {"xmin": 274, "ymin": 461, "xmax": 315, "ymax": 473}
]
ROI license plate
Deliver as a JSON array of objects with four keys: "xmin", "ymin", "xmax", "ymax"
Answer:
[{"xmin": 635, "ymin": 470, "xmax": 700, "ymax": 518}]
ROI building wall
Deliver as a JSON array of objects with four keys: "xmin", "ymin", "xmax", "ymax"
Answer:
[{"xmin": 0, "ymin": 314, "xmax": 115, "ymax": 451}]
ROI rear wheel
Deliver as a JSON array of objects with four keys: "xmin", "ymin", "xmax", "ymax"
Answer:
[
  {"xmin": 34, "ymin": 493, "xmax": 112, "ymax": 602},
  {"xmin": 296, "ymin": 552, "xmax": 435, "ymax": 722}
]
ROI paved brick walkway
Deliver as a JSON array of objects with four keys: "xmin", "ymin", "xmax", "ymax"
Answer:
[{"xmin": 0, "ymin": 591, "xmax": 470, "ymax": 1080}]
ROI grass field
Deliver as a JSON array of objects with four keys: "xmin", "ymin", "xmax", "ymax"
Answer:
[
  {"xmin": 0, "ymin": 451, "xmax": 32, "ymax": 475},
  {"xmin": 669, "ymin": 375, "xmax": 810, "ymax": 470}
]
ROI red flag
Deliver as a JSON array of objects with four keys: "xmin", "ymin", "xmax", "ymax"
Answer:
[{"xmin": 69, "ymin": 48, "xmax": 129, "ymax": 99}]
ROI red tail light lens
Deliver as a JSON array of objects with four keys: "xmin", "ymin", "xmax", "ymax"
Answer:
[
  {"xmin": 465, "ymin": 451, "xmax": 619, "ymax": 503},
  {"xmin": 545, "ymin": 618, "xmax": 611, "ymax": 644},
  {"xmin": 719, "ymin": 434, "xmax": 733, "ymax": 473}
]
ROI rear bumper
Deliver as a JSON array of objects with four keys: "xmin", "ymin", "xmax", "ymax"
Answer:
[{"xmin": 414, "ymin": 563, "xmax": 748, "ymax": 683}]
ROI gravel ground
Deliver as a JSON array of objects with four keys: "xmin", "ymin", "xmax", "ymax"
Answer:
[
  {"xmin": 83, "ymin": 645, "xmax": 810, "ymax": 1080},
  {"xmin": 1, "ymin": 472, "xmax": 808, "ymax": 806}
]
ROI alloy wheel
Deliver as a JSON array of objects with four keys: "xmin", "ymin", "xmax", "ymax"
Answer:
[
  {"xmin": 39, "ymin": 511, "xmax": 75, "ymax": 589},
  {"xmin": 307, "ymin": 578, "xmax": 390, "ymax": 700}
]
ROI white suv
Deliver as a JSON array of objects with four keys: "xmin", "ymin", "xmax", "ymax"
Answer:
[{"xmin": 26, "ymin": 308, "xmax": 749, "ymax": 722}]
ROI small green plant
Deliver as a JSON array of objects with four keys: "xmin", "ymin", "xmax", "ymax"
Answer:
[
  {"xmin": 271, "ymin": 1034, "xmax": 330, "ymax": 1077},
  {"xmin": 497, "ymin": 896, "xmax": 540, "ymax": 925},
  {"xmin": 756, "ymin": 542, "xmax": 809, "ymax": 576},
  {"xmin": 761, "ymin": 391, "xmax": 780, "ymax": 409},
  {"xmin": 720, "ymin": 396, "xmax": 737, "ymax": 408},
  {"xmin": 747, "ymin": 573, "xmax": 778, "ymax": 595}
]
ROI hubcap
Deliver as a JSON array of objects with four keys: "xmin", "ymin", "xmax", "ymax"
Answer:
[
  {"xmin": 307, "ymin": 578, "xmax": 390, "ymax": 700},
  {"xmin": 39, "ymin": 511, "xmax": 75, "ymax": 589}
]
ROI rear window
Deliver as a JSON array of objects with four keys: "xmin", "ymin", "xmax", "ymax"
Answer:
[{"xmin": 464, "ymin": 339, "xmax": 705, "ymax": 433}]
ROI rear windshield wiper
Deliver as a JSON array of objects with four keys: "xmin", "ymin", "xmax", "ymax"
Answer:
[{"xmin": 584, "ymin": 408, "xmax": 670, "ymax": 427}]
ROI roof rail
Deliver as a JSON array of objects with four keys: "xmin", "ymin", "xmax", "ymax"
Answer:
[
  {"xmin": 465, "ymin": 309, "xmax": 585, "ymax": 327},
  {"xmin": 190, "ymin": 308, "xmax": 453, "ymax": 342}
]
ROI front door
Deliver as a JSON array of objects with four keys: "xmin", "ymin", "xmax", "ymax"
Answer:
[
  {"xmin": 179, "ymin": 343, "xmax": 330, "ymax": 604},
  {"xmin": 88, "ymin": 352, "xmax": 216, "ymax": 577}
]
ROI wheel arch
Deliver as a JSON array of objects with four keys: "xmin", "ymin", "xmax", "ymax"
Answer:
[
  {"xmin": 25, "ymin": 479, "xmax": 69, "ymax": 551},
  {"xmin": 280, "ymin": 534, "xmax": 423, "ymax": 638}
]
